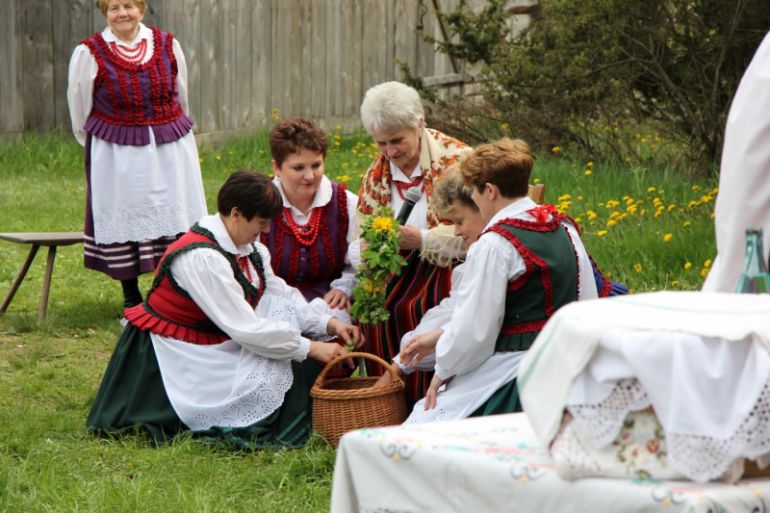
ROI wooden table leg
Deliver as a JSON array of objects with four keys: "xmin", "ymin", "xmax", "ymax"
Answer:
[
  {"xmin": 38, "ymin": 245, "xmax": 57, "ymax": 321},
  {"xmin": 0, "ymin": 244, "xmax": 40, "ymax": 315}
]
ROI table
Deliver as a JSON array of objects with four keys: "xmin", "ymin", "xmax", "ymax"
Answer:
[
  {"xmin": 331, "ymin": 412, "xmax": 770, "ymax": 513},
  {"xmin": 0, "ymin": 232, "xmax": 84, "ymax": 321}
]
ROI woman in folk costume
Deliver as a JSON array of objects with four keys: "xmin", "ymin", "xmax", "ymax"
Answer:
[
  {"xmin": 87, "ymin": 171, "xmax": 360, "ymax": 447},
  {"xmin": 703, "ymin": 31, "xmax": 770, "ymax": 292},
  {"xmin": 405, "ymin": 139, "xmax": 598, "ymax": 423},
  {"xmin": 67, "ymin": 0, "xmax": 207, "ymax": 309},
  {"xmin": 261, "ymin": 118, "xmax": 359, "ymax": 311},
  {"xmin": 357, "ymin": 81, "xmax": 471, "ymax": 403}
]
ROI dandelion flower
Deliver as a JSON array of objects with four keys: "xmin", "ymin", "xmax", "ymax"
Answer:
[
  {"xmin": 597, "ymin": 230, "xmax": 608, "ymax": 237},
  {"xmin": 663, "ymin": 233, "xmax": 673, "ymax": 242},
  {"xmin": 683, "ymin": 221, "xmax": 691, "ymax": 227},
  {"xmin": 684, "ymin": 262, "xmax": 692, "ymax": 270},
  {"xmin": 634, "ymin": 263, "xmax": 642, "ymax": 272},
  {"xmin": 671, "ymin": 280, "xmax": 679, "ymax": 287},
  {"xmin": 703, "ymin": 259, "xmax": 712, "ymax": 268},
  {"xmin": 552, "ymin": 146, "xmax": 561, "ymax": 154},
  {"xmin": 372, "ymin": 216, "xmax": 394, "ymax": 233},
  {"xmin": 584, "ymin": 170, "xmax": 592, "ymax": 176}
]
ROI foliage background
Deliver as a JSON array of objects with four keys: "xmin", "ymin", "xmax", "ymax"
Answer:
[{"xmin": 405, "ymin": 0, "xmax": 770, "ymax": 174}]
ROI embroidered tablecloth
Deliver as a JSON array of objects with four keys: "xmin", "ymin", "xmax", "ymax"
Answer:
[{"xmin": 330, "ymin": 412, "xmax": 770, "ymax": 513}]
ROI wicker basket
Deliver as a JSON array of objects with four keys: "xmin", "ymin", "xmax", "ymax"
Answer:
[{"xmin": 311, "ymin": 352, "xmax": 407, "ymax": 446}]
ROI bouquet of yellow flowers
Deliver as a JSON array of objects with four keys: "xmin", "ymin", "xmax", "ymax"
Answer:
[{"xmin": 350, "ymin": 207, "xmax": 406, "ymax": 324}]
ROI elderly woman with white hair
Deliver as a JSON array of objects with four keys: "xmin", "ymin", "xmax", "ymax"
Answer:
[{"xmin": 357, "ymin": 81, "xmax": 470, "ymax": 403}]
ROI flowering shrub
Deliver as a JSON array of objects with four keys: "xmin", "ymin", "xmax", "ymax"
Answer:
[{"xmin": 349, "ymin": 207, "xmax": 406, "ymax": 324}]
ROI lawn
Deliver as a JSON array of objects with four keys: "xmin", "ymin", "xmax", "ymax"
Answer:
[{"xmin": 0, "ymin": 130, "xmax": 717, "ymax": 512}]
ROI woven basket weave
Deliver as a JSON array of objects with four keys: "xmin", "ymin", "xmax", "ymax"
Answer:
[{"xmin": 311, "ymin": 352, "xmax": 407, "ymax": 446}]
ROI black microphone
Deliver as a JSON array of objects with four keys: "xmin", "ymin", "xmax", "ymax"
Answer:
[{"xmin": 396, "ymin": 186, "xmax": 423, "ymax": 225}]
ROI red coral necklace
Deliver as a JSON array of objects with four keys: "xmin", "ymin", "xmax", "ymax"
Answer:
[
  {"xmin": 393, "ymin": 174, "xmax": 424, "ymax": 200},
  {"xmin": 283, "ymin": 207, "xmax": 322, "ymax": 246},
  {"xmin": 109, "ymin": 39, "xmax": 148, "ymax": 64}
]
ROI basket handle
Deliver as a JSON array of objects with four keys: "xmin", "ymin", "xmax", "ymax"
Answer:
[{"xmin": 314, "ymin": 351, "xmax": 402, "ymax": 389}]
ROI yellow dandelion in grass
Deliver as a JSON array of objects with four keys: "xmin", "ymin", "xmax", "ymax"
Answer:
[
  {"xmin": 692, "ymin": 185, "xmax": 702, "ymax": 191},
  {"xmin": 372, "ymin": 216, "xmax": 394, "ymax": 233},
  {"xmin": 684, "ymin": 262, "xmax": 693, "ymax": 270},
  {"xmin": 337, "ymin": 174, "xmax": 350, "ymax": 183},
  {"xmin": 597, "ymin": 230, "xmax": 608, "ymax": 237},
  {"xmin": 215, "ymin": 155, "xmax": 222, "ymax": 161},
  {"xmin": 683, "ymin": 220, "xmax": 691, "ymax": 227},
  {"xmin": 577, "ymin": 195, "xmax": 583, "ymax": 200},
  {"xmin": 584, "ymin": 169, "xmax": 592, "ymax": 176},
  {"xmin": 607, "ymin": 219, "xmax": 617, "ymax": 227},
  {"xmin": 710, "ymin": 212, "xmax": 716, "ymax": 219},
  {"xmin": 703, "ymin": 259, "xmax": 712, "ymax": 268},
  {"xmin": 647, "ymin": 187, "xmax": 656, "ymax": 193},
  {"xmin": 671, "ymin": 280, "xmax": 680, "ymax": 287},
  {"xmin": 533, "ymin": 178, "xmax": 541, "ymax": 184},
  {"xmin": 586, "ymin": 210, "xmax": 598, "ymax": 222},
  {"xmin": 552, "ymin": 146, "xmax": 561, "ymax": 154},
  {"xmin": 605, "ymin": 200, "xmax": 620, "ymax": 209},
  {"xmin": 626, "ymin": 204, "xmax": 638, "ymax": 214},
  {"xmin": 586, "ymin": 161, "xmax": 593, "ymax": 167},
  {"xmin": 634, "ymin": 263, "xmax": 642, "ymax": 272},
  {"xmin": 663, "ymin": 233, "xmax": 673, "ymax": 242},
  {"xmin": 574, "ymin": 217, "xmax": 583, "ymax": 223},
  {"xmin": 558, "ymin": 194, "xmax": 572, "ymax": 201},
  {"xmin": 700, "ymin": 267, "xmax": 709, "ymax": 278},
  {"xmin": 199, "ymin": 157, "xmax": 203, "ymax": 164}
]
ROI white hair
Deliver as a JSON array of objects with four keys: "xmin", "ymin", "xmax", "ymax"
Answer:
[{"xmin": 360, "ymin": 81, "xmax": 425, "ymax": 135}]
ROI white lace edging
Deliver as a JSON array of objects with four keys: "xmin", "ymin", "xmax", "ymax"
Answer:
[
  {"xmin": 93, "ymin": 198, "xmax": 206, "ymax": 244},
  {"xmin": 565, "ymin": 378, "xmax": 770, "ymax": 482}
]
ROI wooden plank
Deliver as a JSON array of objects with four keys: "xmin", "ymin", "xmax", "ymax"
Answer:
[
  {"xmin": 347, "ymin": 0, "xmax": 362, "ymax": 117},
  {"xmin": 361, "ymin": 0, "xmax": 386, "ymax": 91},
  {"xmin": 252, "ymin": 0, "xmax": 271, "ymax": 128},
  {"xmin": 309, "ymin": 0, "xmax": 326, "ymax": 119},
  {"xmin": 393, "ymin": 0, "xmax": 418, "ymax": 80},
  {"xmin": 233, "ymin": 0, "xmax": 252, "ymax": 128},
  {"xmin": 199, "ymin": 0, "xmax": 220, "ymax": 133},
  {"xmin": 288, "ymin": 0, "xmax": 302, "ymax": 117},
  {"xmin": 269, "ymin": 0, "xmax": 285, "ymax": 120},
  {"xmin": 0, "ymin": 0, "xmax": 23, "ymax": 134},
  {"xmin": 20, "ymin": 0, "xmax": 55, "ymax": 131},
  {"xmin": 52, "ymin": 0, "xmax": 93, "ymax": 129},
  {"xmin": 301, "ymin": 0, "xmax": 314, "ymax": 118}
]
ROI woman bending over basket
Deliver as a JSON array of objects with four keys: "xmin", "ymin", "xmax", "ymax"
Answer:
[{"xmin": 87, "ymin": 170, "xmax": 361, "ymax": 448}]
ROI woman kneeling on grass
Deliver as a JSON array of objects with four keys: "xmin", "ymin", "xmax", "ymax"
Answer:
[{"xmin": 87, "ymin": 170, "xmax": 361, "ymax": 448}]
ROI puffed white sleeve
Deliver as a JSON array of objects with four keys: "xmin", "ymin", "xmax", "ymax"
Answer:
[
  {"xmin": 433, "ymin": 236, "xmax": 521, "ymax": 380},
  {"xmin": 67, "ymin": 44, "xmax": 98, "ymax": 146},
  {"xmin": 256, "ymin": 244, "xmax": 333, "ymax": 336},
  {"xmin": 563, "ymin": 222, "xmax": 599, "ymax": 300},
  {"xmin": 329, "ymin": 189, "xmax": 361, "ymax": 296},
  {"xmin": 172, "ymin": 38, "xmax": 189, "ymax": 114},
  {"xmin": 171, "ymin": 247, "xmax": 311, "ymax": 361}
]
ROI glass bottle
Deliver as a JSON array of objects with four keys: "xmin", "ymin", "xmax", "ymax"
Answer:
[{"xmin": 735, "ymin": 228, "xmax": 770, "ymax": 293}]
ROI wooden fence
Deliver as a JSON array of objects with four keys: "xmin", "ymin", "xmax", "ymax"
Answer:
[{"xmin": 0, "ymin": 0, "xmax": 535, "ymax": 140}]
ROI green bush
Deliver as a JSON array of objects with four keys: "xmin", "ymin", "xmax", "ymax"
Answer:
[{"xmin": 407, "ymin": 0, "xmax": 770, "ymax": 174}]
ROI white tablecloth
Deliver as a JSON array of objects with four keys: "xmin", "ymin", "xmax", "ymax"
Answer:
[{"xmin": 330, "ymin": 413, "xmax": 770, "ymax": 513}]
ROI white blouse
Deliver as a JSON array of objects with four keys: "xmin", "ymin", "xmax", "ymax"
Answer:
[
  {"xmin": 273, "ymin": 175, "xmax": 360, "ymax": 297},
  {"xmin": 433, "ymin": 197, "xmax": 598, "ymax": 381}
]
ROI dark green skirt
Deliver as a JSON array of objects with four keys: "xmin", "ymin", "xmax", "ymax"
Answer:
[
  {"xmin": 468, "ymin": 377, "xmax": 523, "ymax": 417},
  {"xmin": 87, "ymin": 324, "xmax": 321, "ymax": 449}
]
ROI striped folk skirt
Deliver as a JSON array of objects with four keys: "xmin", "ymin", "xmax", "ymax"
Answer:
[{"xmin": 362, "ymin": 250, "xmax": 455, "ymax": 404}]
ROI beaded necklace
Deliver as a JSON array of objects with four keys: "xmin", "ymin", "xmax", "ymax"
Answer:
[
  {"xmin": 283, "ymin": 207, "xmax": 323, "ymax": 246},
  {"xmin": 109, "ymin": 39, "xmax": 148, "ymax": 64},
  {"xmin": 393, "ymin": 174, "xmax": 424, "ymax": 200}
]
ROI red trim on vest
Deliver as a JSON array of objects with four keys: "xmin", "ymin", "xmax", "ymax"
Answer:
[
  {"xmin": 125, "ymin": 230, "xmax": 263, "ymax": 345},
  {"xmin": 500, "ymin": 319, "xmax": 547, "ymax": 335}
]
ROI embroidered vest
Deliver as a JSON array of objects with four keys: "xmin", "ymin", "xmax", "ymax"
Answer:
[
  {"xmin": 82, "ymin": 26, "xmax": 193, "ymax": 146},
  {"xmin": 485, "ymin": 211, "xmax": 579, "ymax": 353},
  {"xmin": 124, "ymin": 225, "xmax": 265, "ymax": 345},
  {"xmin": 261, "ymin": 182, "xmax": 349, "ymax": 301}
]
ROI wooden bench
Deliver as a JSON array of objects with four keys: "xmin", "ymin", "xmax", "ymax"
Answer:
[{"xmin": 0, "ymin": 232, "xmax": 84, "ymax": 321}]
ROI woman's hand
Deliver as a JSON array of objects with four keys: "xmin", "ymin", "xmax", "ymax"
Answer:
[
  {"xmin": 308, "ymin": 340, "xmax": 349, "ymax": 364},
  {"xmin": 424, "ymin": 374, "xmax": 452, "ymax": 411},
  {"xmin": 324, "ymin": 288, "xmax": 351, "ymax": 310},
  {"xmin": 400, "ymin": 329, "xmax": 443, "ymax": 367},
  {"xmin": 327, "ymin": 317, "xmax": 365, "ymax": 349},
  {"xmin": 398, "ymin": 225, "xmax": 422, "ymax": 250}
]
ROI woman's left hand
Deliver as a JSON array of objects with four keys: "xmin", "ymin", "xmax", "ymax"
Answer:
[
  {"xmin": 424, "ymin": 374, "xmax": 451, "ymax": 411},
  {"xmin": 398, "ymin": 225, "xmax": 422, "ymax": 250},
  {"xmin": 327, "ymin": 317, "xmax": 365, "ymax": 348},
  {"xmin": 324, "ymin": 288, "xmax": 351, "ymax": 310}
]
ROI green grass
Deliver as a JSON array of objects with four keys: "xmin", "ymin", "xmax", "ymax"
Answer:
[{"xmin": 0, "ymin": 131, "xmax": 716, "ymax": 512}]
